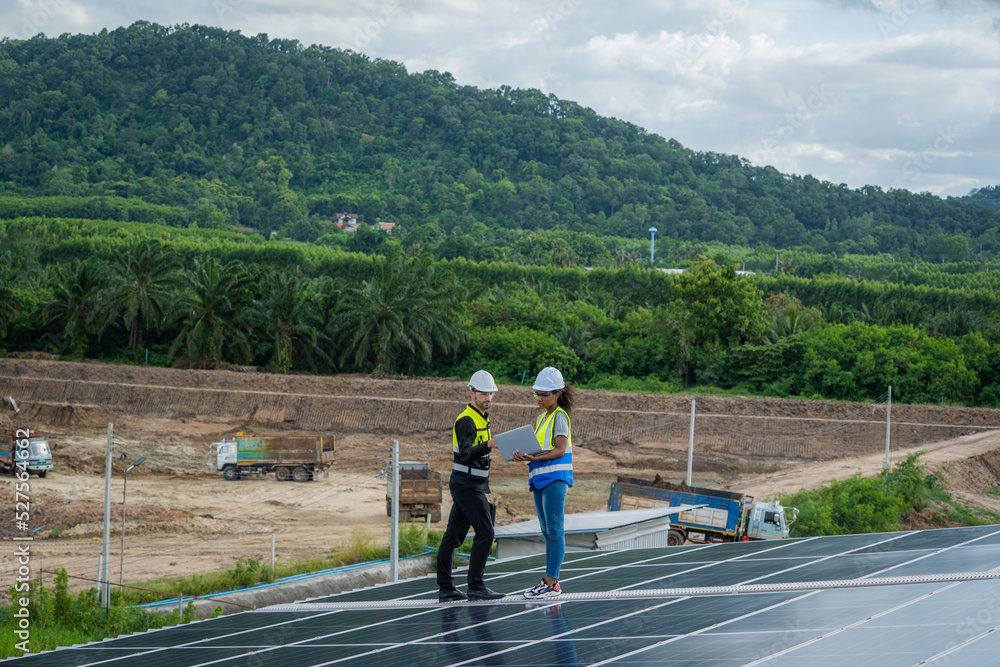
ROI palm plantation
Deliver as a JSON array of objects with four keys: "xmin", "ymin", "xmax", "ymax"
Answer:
[{"xmin": 335, "ymin": 252, "xmax": 465, "ymax": 374}]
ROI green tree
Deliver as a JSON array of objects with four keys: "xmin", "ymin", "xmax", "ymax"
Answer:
[
  {"xmin": 107, "ymin": 238, "xmax": 182, "ymax": 351},
  {"xmin": 169, "ymin": 257, "xmax": 255, "ymax": 364},
  {"xmin": 258, "ymin": 269, "xmax": 321, "ymax": 372},
  {"xmin": 37, "ymin": 260, "xmax": 111, "ymax": 358},
  {"xmin": 310, "ymin": 275, "xmax": 347, "ymax": 373},
  {"xmin": 0, "ymin": 287, "xmax": 20, "ymax": 339},
  {"xmin": 335, "ymin": 251, "xmax": 464, "ymax": 374},
  {"xmin": 671, "ymin": 257, "xmax": 767, "ymax": 347}
]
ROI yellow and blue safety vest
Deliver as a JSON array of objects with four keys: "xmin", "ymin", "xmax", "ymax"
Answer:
[{"xmin": 528, "ymin": 407, "xmax": 573, "ymax": 490}]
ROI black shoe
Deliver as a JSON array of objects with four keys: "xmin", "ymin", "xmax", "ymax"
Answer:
[
  {"xmin": 467, "ymin": 586, "xmax": 505, "ymax": 600},
  {"xmin": 438, "ymin": 588, "xmax": 468, "ymax": 602}
]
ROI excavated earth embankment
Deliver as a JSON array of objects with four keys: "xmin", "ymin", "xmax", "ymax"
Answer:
[{"xmin": 4, "ymin": 357, "xmax": 1000, "ymax": 596}]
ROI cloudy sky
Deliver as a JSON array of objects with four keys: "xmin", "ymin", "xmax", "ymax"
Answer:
[{"xmin": 8, "ymin": 0, "xmax": 1000, "ymax": 197}]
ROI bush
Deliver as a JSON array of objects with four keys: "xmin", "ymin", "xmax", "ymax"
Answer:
[
  {"xmin": 781, "ymin": 454, "xmax": 932, "ymax": 537},
  {"xmin": 456, "ymin": 326, "xmax": 581, "ymax": 383},
  {"xmin": 0, "ymin": 570, "xmax": 189, "ymax": 658}
]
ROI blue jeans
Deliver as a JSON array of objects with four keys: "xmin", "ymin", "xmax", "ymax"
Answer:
[{"xmin": 532, "ymin": 480, "xmax": 568, "ymax": 580}]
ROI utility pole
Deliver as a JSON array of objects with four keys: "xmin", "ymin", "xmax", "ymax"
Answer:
[
  {"xmin": 101, "ymin": 423, "xmax": 112, "ymax": 608},
  {"xmin": 687, "ymin": 400, "xmax": 695, "ymax": 487},
  {"xmin": 883, "ymin": 386, "xmax": 892, "ymax": 470},
  {"xmin": 389, "ymin": 440, "xmax": 399, "ymax": 582}
]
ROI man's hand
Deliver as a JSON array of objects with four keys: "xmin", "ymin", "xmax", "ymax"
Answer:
[{"xmin": 486, "ymin": 438, "xmax": 497, "ymax": 450}]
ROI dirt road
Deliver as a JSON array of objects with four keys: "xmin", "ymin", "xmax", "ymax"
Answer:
[{"xmin": 733, "ymin": 428, "xmax": 1000, "ymax": 501}]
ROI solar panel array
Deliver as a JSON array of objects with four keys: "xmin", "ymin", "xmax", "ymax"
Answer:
[{"xmin": 12, "ymin": 524, "xmax": 1000, "ymax": 666}]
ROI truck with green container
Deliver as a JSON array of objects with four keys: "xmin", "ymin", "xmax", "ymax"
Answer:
[{"xmin": 211, "ymin": 433, "xmax": 334, "ymax": 482}]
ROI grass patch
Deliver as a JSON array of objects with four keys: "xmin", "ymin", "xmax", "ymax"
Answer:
[
  {"xmin": 0, "ymin": 570, "xmax": 199, "ymax": 659},
  {"xmin": 924, "ymin": 487, "xmax": 1000, "ymax": 525},
  {"xmin": 580, "ymin": 374, "xmax": 682, "ymax": 394},
  {"xmin": 122, "ymin": 523, "xmax": 442, "ymax": 605}
]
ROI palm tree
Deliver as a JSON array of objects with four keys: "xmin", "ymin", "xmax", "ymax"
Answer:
[
  {"xmin": 820, "ymin": 301, "xmax": 856, "ymax": 325},
  {"xmin": 555, "ymin": 320, "xmax": 602, "ymax": 361},
  {"xmin": 107, "ymin": 238, "xmax": 183, "ymax": 351},
  {"xmin": 761, "ymin": 308, "xmax": 816, "ymax": 344},
  {"xmin": 309, "ymin": 276, "xmax": 346, "ymax": 374},
  {"xmin": 37, "ymin": 260, "xmax": 111, "ymax": 358},
  {"xmin": 924, "ymin": 307, "xmax": 985, "ymax": 339},
  {"xmin": 335, "ymin": 252, "xmax": 464, "ymax": 374},
  {"xmin": 258, "ymin": 269, "xmax": 321, "ymax": 372},
  {"xmin": 0, "ymin": 287, "xmax": 21, "ymax": 339},
  {"xmin": 169, "ymin": 257, "xmax": 255, "ymax": 365}
]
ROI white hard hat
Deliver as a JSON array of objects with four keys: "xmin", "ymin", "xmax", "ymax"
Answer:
[
  {"xmin": 468, "ymin": 370, "xmax": 498, "ymax": 393},
  {"xmin": 532, "ymin": 367, "xmax": 565, "ymax": 392}
]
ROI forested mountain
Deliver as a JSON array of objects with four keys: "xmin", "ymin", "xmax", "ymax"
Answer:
[
  {"xmin": 1, "ymin": 21, "xmax": 998, "ymax": 262},
  {"xmin": 961, "ymin": 186, "xmax": 1000, "ymax": 212},
  {"xmin": 4, "ymin": 22, "xmax": 1000, "ymax": 409}
]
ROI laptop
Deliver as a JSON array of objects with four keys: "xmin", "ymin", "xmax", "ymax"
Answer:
[{"xmin": 494, "ymin": 425, "xmax": 544, "ymax": 462}]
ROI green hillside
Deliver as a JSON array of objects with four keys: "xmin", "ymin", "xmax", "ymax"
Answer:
[
  {"xmin": 3, "ymin": 23, "xmax": 1000, "ymax": 407},
  {"xmin": 1, "ymin": 22, "xmax": 998, "ymax": 261}
]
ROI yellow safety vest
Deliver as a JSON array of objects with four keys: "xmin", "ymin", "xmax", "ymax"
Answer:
[{"xmin": 452, "ymin": 405, "xmax": 491, "ymax": 478}]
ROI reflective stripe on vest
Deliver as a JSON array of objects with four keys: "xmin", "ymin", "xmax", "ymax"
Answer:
[
  {"xmin": 528, "ymin": 407, "xmax": 573, "ymax": 489},
  {"xmin": 452, "ymin": 404, "xmax": 491, "ymax": 477},
  {"xmin": 453, "ymin": 462, "xmax": 490, "ymax": 477}
]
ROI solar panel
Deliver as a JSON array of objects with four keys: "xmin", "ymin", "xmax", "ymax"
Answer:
[{"xmin": 10, "ymin": 524, "xmax": 1000, "ymax": 666}]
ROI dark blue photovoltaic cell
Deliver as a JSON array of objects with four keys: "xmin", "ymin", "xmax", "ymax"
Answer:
[
  {"xmin": 761, "ymin": 533, "xmax": 904, "ymax": 556},
  {"xmin": 12, "ymin": 524, "xmax": 1000, "ymax": 666},
  {"xmin": 877, "ymin": 544, "xmax": 1000, "ymax": 575},
  {"xmin": 600, "ymin": 632, "xmax": 829, "ymax": 665},
  {"xmin": 762, "ymin": 624, "xmax": 968, "ymax": 666},
  {"xmin": 928, "ymin": 626, "xmax": 1000, "ymax": 665},
  {"xmin": 720, "ymin": 584, "xmax": 940, "ymax": 632},
  {"xmin": 875, "ymin": 525, "xmax": 1000, "ymax": 550}
]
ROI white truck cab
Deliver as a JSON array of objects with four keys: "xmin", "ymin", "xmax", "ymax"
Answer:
[
  {"xmin": 745, "ymin": 500, "xmax": 799, "ymax": 539},
  {"xmin": 210, "ymin": 438, "xmax": 237, "ymax": 471}
]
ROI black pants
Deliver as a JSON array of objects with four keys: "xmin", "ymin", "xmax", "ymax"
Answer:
[{"xmin": 436, "ymin": 485, "xmax": 495, "ymax": 590}]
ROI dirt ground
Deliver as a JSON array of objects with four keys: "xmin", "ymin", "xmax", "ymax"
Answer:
[{"xmin": 3, "ymin": 358, "xmax": 1000, "ymax": 596}]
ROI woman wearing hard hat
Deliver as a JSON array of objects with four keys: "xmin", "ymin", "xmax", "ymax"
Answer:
[{"xmin": 514, "ymin": 367, "xmax": 574, "ymax": 599}]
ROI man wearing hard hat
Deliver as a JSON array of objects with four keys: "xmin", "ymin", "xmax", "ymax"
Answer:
[{"xmin": 436, "ymin": 370, "xmax": 506, "ymax": 601}]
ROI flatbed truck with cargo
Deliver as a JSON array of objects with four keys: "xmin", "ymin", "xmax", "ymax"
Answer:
[
  {"xmin": 1, "ymin": 429, "xmax": 54, "ymax": 478},
  {"xmin": 386, "ymin": 461, "xmax": 442, "ymax": 522},
  {"xmin": 608, "ymin": 476, "xmax": 797, "ymax": 545}
]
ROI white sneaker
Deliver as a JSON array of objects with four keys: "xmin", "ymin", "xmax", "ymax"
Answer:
[
  {"xmin": 523, "ymin": 579, "xmax": 547, "ymax": 598},
  {"xmin": 524, "ymin": 580, "xmax": 561, "ymax": 599}
]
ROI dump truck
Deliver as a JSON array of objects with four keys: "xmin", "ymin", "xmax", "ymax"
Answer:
[
  {"xmin": 386, "ymin": 461, "xmax": 443, "ymax": 522},
  {"xmin": 607, "ymin": 475, "xmax": 797, "ymax": 545},
  {"xmin": 1, "ymin": 429, "xmax": 54, "ymax": 478},
  {"xmin": 210, "ymin": 434, "xmax": 334, "ymax": 482}
]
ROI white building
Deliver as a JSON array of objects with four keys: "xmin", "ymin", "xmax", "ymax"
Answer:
[{"xmin": 493, "ymin": 506, "xmax": 703, "ymax": 560}]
